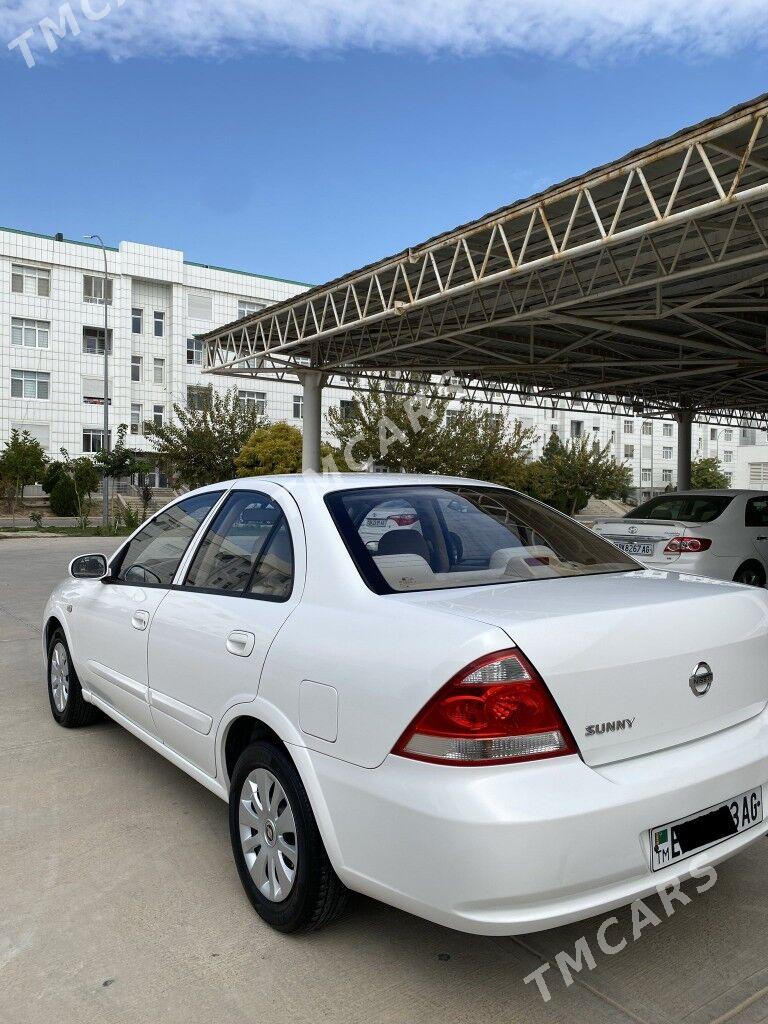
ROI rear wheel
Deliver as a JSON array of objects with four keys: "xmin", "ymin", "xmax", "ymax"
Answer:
[
  {"xmin": 47, "ymin": 629, "xmax": 100, "ymax": 727},
  {"xmin": 229, "ymin": 741, "xmax": 347, "ymax": 932},
  {"xmin": 733, "ymin": 561, "xmax": 766, "ymax": 588}
]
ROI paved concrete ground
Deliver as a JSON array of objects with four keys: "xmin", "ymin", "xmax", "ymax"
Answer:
[{"xmin": 2, "ymin": 538, "xmax": 768, "ymax": 1024}]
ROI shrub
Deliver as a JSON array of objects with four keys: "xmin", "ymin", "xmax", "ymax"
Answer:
[{"xmin": 49, "ymin": 474, "xmax": 79, "ymax": 517}]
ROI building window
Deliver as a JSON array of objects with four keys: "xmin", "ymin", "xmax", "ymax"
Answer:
[
  {"xmin": 188, "ymin": 293, "xmax": 213, "ymax": 320},
  {"xmin": 724, "ymin": 472, "xmax": 733, "ymax": 485},
  {"xmin": 624, "ymin": 444, "xmax": 634, "ymax": 459},
  {"xmin": 187, "ymin": 338, "xmax": 204, "ymax": 365},
  {"xmin": 11, "ymin": 421, "xmax": 50, "ymax": 450},
  {"xmin": 82, "ymin": 428, "xmax": 110, "ymax": 453},
  {"xmin": 710, "ymin": 428, "xmax": 718, "ymax": 441},
  {"xmin": 610, "ymin": 429, "xmax": 616, "ymax": 443},
  {"xmin": 663, "ymin": 423, "xmax": 673, "ymax": 437},
  {"xmin": 293, "ymin": 394, "xmax": 303, "ymax": 419},
  {"xmin": 82, "ymin": 376, "xmax": 111, "ymax": 406},
  {"xmin": 154, "ymin": 311, "xmax": 165, "ymax": 338},
  {"xmin": 11, "ymin": 369, "xmax": 50, "ymax": 399},
  {"xmin": 82, "ymin": 326, "xmax": 113, "ymax": 355},
  {"xmin": 570, "ymin": 420, "xmax": 584, "ymax": 438},
  {"xmin": 12, "ymin": 264, "xmax": 50, "ymax": 297},
  {"xmin": 238, "ymin": 299, "xmax": 265, "ymax": 318},
  {"xmin": 642, "ymin": 421, "xmax": 653, "ymax": 435},
  {"xmin": 550, "ymin": 423, "xmax": 559, "ymax": 433},
  {"xmin": 153, "ymin": 358, "xmax": 165, "ymax": 384},
  {"xmin": 340, "ymin": 399, "xmax": 356, "ymax": 422},
  {"xmin": 722, "ymin": 450, "xmax": 733, "ymax": 464},
  {"xmin": 749, "ymin": 463, "xmax": 768, "ymax": 485},
  {"xmin": 662, "ymin": 446, "xmax": 673, "ymax": 461},
  {"xmin": 624, "ymin": 420, "xmax": 634, "ymax": 434},
  {"xmin": 153, "ymin": 404, "xmax": 165, "ymax": 428},
  {"xmin": 662, "ymin": 469, "xmax": 673, "ymax": 483},
  {"xmin": 723, "ymin": 429, "xmax": 733, "ymax": 442},
  {"xmin": 642, "ymin": 468, "xmax": 652, "ymax": 484},
  {"xmin": 83, "ymin": 275, "xmax": 113, "ymax": 305},
  {"xmin": 11, "ymin": 318, "xmax": 49, "ymax": 348},
  {"xmin": 132, "ymin": 308, "xmax": 143, "ymax": 334},
  {"xmin": 131, "ymin": 355, "xmax": 142, "ymax": 382},
  {"xmin": 131, "ymin": 403, "xmax": 142, "ymax": 435},
  {"xmin": 238, "ymin": 390, "xmax": 267, "ymax": 415},
  {"xmin": 187, "ymin": 385, "xmax": 211, "ymax": 411}
]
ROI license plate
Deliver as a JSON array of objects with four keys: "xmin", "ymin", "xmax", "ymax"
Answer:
[
  {"xmin": 649, "ymin": 787, "xmax": 763, "ymax": 872},
  {"xmin": 365, "ymin": 518, "xmax": 388, "ymax": 528},
  {"xmin": 617, "ymin": 541, "xmax": 654, "ymax": 556}
]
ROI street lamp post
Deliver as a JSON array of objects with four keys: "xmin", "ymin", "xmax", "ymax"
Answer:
[{"xmin": 85, "ymin": 234, "xmax": 110, "ymax": 529}]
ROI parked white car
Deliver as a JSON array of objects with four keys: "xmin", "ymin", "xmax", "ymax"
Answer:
[
  {"xmin": 44, "ymin": 475, "xmax": 768, "ymax": 935},
  {"xmin": 592, "ymin": 490, "xmax": 768, "ymax": 587}
]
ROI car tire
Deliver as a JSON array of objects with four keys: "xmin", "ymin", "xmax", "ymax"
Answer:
[
  {"xmin": 47, "ymin": 628, "xmax": 100, "ymax": 728},
  {"xmin": 229, "ymin": 741, "xmax": 348, "ymax": 933},
  {"xmin": 733, "ymin": 561, "xmax": 766, "ymax": 588}
]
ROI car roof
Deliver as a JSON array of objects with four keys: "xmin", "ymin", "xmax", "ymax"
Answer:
[{"xmin": 238, "ymin": 472, "xmax": 495, "ymax": 496}]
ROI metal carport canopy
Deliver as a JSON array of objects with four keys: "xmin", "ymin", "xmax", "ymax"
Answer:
[{"xmin": 202, "ymin": 93, "xmax": 768, "ymax": 477}]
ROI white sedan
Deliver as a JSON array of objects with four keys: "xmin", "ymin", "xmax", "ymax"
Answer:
[
  {"xmin": 44, "ymin": 474, "xmax": 768, "ymax": 935},
  {"xmin": 592, "ymin": 489, "xmax": 768, "ymax": 586}
]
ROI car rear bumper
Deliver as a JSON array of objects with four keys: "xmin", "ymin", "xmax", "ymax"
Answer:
[{"xmin": 303, "ymin": 708, "xmax": 768, "ymax": 935}]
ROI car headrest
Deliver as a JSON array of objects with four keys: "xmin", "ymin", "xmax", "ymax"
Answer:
[{"xmin": 377, "ymin": 528, "xmax": 430, "ymax": 561}]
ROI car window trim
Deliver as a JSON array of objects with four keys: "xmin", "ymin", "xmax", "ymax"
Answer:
[
  {"xmin": 176, "ymin": 488, "xmax": 295, "ymax": 603},
  {"xmin": 107, "ymin": 489, "xmax": 228, "ymax": 589}
]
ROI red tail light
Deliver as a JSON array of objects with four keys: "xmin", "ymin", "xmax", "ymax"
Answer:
[
  {"xmin": 664, "ymin": 537, "xmax": 712, "ymax": 554},
  {"xmin": 387, "ymin": 513, "xmax": 418, "ymax": 527},
  {"xmin": 392, "ymin": 649, "xmax": 578, "ymax": 766}
]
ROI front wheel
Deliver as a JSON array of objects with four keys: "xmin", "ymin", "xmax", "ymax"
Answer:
[
  {"xmin": 733, "ymin": 562, "xmax": 766, "ymax": 588},
  {"xmin": 47, "ymin": 629, "xmax": 100, "ymax": 727},
  {"xmin": 229, "ymin": 741, "xmax": 347, "ymax": 933}
]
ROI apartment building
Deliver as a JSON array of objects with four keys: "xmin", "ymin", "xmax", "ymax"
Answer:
[{"xmin": 1, "ymin": 224, "xmax": 756, "ymax": 498}]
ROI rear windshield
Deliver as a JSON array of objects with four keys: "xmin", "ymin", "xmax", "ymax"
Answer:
[
  {"xmin": 325, "ymin": 485, "xmax": 638, "ymax": 594},
  {"xmin": 626, "ymin": 494, "xmax": 733, "ymax": 524}
]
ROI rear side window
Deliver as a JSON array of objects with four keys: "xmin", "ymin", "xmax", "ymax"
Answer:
[
  {"xmin": 184, "ymin": 491, "xmax": 294, "ymax": 600},
  {"xmin": 326, "ymin": 485, "xmax": 636, "ymax": 594},
  {"xmin": 626, "ymin": 494, "xmax": 734, "ymax": 523},
  {"xmin": 746, "ymin": 497, "xmax": 768, "ymax": 527},
  {"xmin": 115, "ymin": 491, "xmax": 222, "ymax": 586}
]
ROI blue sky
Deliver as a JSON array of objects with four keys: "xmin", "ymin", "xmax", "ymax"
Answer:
[{"xmin": 2, "ymin": 2, "xmax": 768, "ymax": 285}]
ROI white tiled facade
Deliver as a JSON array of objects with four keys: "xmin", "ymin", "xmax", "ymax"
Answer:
[{"xmin": 1, "ymin": 225, "xmax": 757, "ymax": 498}]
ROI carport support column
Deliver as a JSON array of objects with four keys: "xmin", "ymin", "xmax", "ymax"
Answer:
[
  {"xmin": 301, "ymin": 370, "xmax": 323, "ymax": 473},
  {"xmin": 676, "ymin": 407, "xmax": 693, "ymax": 491}
]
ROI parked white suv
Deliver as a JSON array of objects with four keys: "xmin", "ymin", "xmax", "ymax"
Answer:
[
  {"xmin": 593, "ymin": 490, "xmax": 768, "ymax": 586},
  {"xmin": 44, "ymin": 475, "xmax": 768, "ymax": 935}
]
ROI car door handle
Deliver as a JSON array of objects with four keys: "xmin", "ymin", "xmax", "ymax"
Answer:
[
  {"xmin": 226, "ymin": 631, "xmax": 255, "ymax": 658},
  {"xmin": 758, "ymin": 536, "xmax": 768, "ymax": 541},
  {"xmin": 131, "ymin": 609, "xmax": 150, "ymax": 631}
]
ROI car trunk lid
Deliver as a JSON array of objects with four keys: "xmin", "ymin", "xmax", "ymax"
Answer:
[
  {"xmin": 592, "ymin": 518, "xmax": 695, "ymax": 562},
  {"xmin": 396, "ymin": 571, "xmax": 768, "ymax": 767}
]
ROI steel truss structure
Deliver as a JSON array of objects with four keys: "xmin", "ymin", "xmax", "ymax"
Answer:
[{"xmin": 202, "ymin": 94, "xmax": 768, "ymax": 429}]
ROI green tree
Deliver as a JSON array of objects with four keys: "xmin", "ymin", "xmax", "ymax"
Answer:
[
  {"xmin": 236, "ymin": 423, "xmax": 304, "ymax": 476},
  {"xmin": 325, "ymin": 381, "xmax": 536, "ymax": 482},
  {"xmin": 690, "ymin": 457, "xmax": 729, "ymax": 489},
  {"xmin": 94, "ymin": 423, "xmax": 149, "ymax": 493},
  {"xmin": 144, "ymin": 387, "xmax": 266, "ymax": 488},
  {"xmin": 526, "ymin": 433, "xmax": 632, "ymax": 515},
  {"xmin": 59, "ymin": 449, "xmax": 100, "ymax": 530},
  {"xmin": 49, "ymin": 474, "xmax": 79, "ymax": 517},
  {"xmin": 0, "ymin": 429, "xmax": 47, "ymax": 521},
  {"xmin": 42, "ymin": 460, "xmax": 66, "ymax": 496}
]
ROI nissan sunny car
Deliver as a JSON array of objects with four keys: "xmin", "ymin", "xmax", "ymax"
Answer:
[{"xmin": 44, "ymin": 474, "xmax": 768, "ymax": 934}]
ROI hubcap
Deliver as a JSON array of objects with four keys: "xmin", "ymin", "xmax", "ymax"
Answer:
[
  {"xmin": 239, "ymin": 768, "xmax": 298, "ymax": 903},
  {"xmin": 50, "ymin": 642, "xmax": 70, "ymax": 712}
]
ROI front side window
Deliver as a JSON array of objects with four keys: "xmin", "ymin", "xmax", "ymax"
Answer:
[
  {"xmin": 12, "ymin": 318, "xmax": 49, "ymax": 348},
  {"xmin": 184, "ymin": 491, "xmax": 293, "ymax": 599},
  {"xmin": 114, "ymin": 491, "xmax": 222, "ymax": 586},
  {"xmin": 83, "ymin": 275, "xmax": 113, "ymax": 305},
  {"xmin": 745, "ymin": 498, "xmax": 768, "ymax": 528},
  {"xmin": 11, "ymin": 369, "xmax": 49, "ymax": 399},
  {"xmin": 627, "ymin": 494, "xmax": 734, "ymax": 523},
  {"xmin": 12, "ymin": 264, "xmax": 50, "ymax": 296},
  {"xmin": 326, "ymin": 485, "xmax": 636, "ymax": 594}
]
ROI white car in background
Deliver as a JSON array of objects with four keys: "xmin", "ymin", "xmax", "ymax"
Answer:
[
  {"xmin": 43, "ymin": 475, "xmax": 768, "ymax": 936},
  {"xmin": 593, "ymin": 490, "xmax": 768, "ymax": 587}
]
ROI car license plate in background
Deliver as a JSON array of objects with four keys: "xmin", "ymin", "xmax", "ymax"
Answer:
[
  {"xmin": 650, "ymin": 787, "xmax": 763, "ymax": 871},
  {"xmin": 617, "ymin": 541, "xmax": 653, "ymax": 556},
  {"xmin": 366, "ymin": 518, "xmax": 388, "ymax": 527}
]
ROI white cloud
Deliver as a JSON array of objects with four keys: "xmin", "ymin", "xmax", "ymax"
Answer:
[{"xmin": 3, "ymin": 0, "xmax": 768, "ymax": 63}]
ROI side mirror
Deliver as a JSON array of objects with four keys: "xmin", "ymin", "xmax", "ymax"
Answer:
[{"xmin": 69, "ymin": 553, "xmax": 109, "ymax": 580}]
